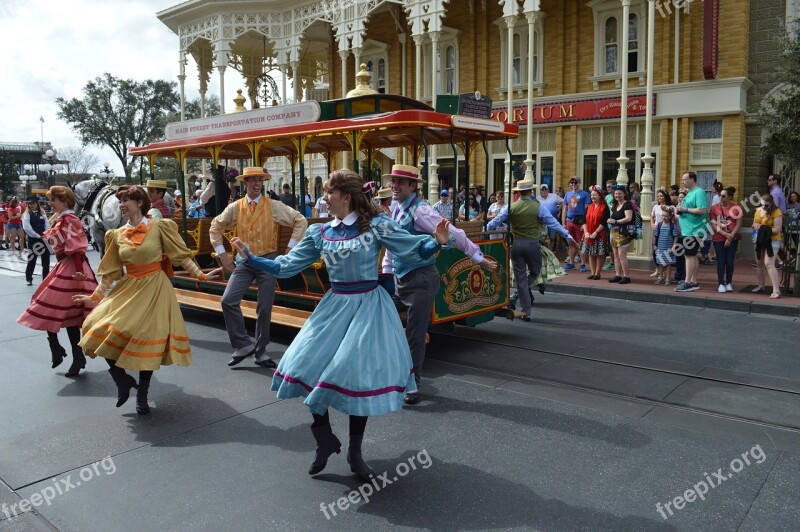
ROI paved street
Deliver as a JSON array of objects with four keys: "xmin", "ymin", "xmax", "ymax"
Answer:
[{"xmin": 1, "ymin": 249, "xmax": 799, "ymax": 531}]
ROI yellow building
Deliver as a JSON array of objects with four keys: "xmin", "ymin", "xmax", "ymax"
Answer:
[{"xmin": 158, "ymin": 0, "xmax": 750, "ymax": 202}]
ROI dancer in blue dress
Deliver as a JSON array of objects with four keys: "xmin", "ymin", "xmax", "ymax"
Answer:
[{"xmin": 231, "ymin": 170, "xmax": 449, "ymax": 481}]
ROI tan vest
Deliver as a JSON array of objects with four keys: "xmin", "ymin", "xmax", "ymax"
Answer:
[{"xmin": 237, "ymin": 197, "xmax": 278, "ymax": 256}]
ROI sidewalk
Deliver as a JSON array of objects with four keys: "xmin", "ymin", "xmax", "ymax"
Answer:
[{"xmin": 546, "ymin": 254, "xmax": 800, "ymax": 318}]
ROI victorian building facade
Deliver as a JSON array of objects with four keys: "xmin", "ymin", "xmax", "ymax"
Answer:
[{"xmin": 158, "ymin": 0, "xmax": 758, "ymax": 207}]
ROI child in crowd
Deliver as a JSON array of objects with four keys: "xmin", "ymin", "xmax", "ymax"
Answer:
[{"xmin": 653, "ymin": 206, "xmax": 680, "ymax": 285}]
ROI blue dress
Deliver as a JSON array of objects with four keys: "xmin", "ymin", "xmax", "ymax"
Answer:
[
  {"xmin": 653, "ymin": 222, "xmax": 679, "ymax": 265},
  {"xmin": 239, "ymin": 213, "xmax": 440, "ymax": 416}
]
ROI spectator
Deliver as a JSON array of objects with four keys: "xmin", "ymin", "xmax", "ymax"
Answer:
[
  {"xmin": 6, "ymin": 197, "xmax": 24, "ymax": 255},
  {"xmin": 768, "ymin": 174, "xmax": 787, "ymax": 213},
  {"xmin": 486, "ymin": 191, "xmax": 506, "ymax": 239},
  {"xmin": 752, "ymin": 193, "xmax": 783, "ymax": 299},
  {"xmin": 375, "ymin": 187, "xmax": 393, "ymax": 216},
  {"xmin": 537, "ymin": 184, "xmax": 564, "ymax": 249},
  {"xmin": 488, "ymin": 193, "xmax": 496, "ymax": 206},
  {"xmin": 628, "ymin": 182, "xmax": 641, "ymax": 206},
  {"xmin": 303, "ymin": 185, "xmax": 315, "ymax": 217},
  {"xmin": 606, "ymin": 185, "xmax": 635, "ymax": 284},
  {"xmin": 313, "ymin": 193, "xmax": 330, "ymax": 218},
  {"xmin": 145, "ymin": 179, "xmax": 172, "ymax": 220},
  {"xmin": 709, "ymin": 186, "xmax": 743, "ymax": 293},
  {"xmin": 603, "ymin": 180, "xmax": 616, "ymax": 271},
  {"xmin": 580, "ymin": 187, "xmax": 610, "ymax": 280},
  {"xmin": 432, "ymin": 189, "xmax": 453, "ymax": 220},
  {"xmin": 279, "ymin": 184, "xmax": 296, "ymax": 208},
  {"xmin": 187, "ymin": 190, "xmax": 206, "ymax": 218},
  {"xmin": 562, "ymin": 177, "xmax": 591, "ymax": 272},
  {"xmin": 21, "ymin": 196, "xmax": 51, "ymax": 286},
  {"xmin": 472, "ymin": 184, "xmax": 488, "ymax": 213},
  {"xmin": 674, "ymin": 171, "xmax": 709, "ymax": 292},
  {"xmin": 459, "ymin": 193, "xmax": 484, "ymax": 223},
  {"xmin": 786, "ymin": 191, "xmax": 800, "ymax": 221},
  {"xmin": 653, "ymin": 206, "xmax": 679, "ymax": 285},
  {"xmin": 650, "ymin": 189, "xmax": 672, "ymax": 277},
  {"xmin": 555, "ymin": 187, "xmax": 565, "ymax": 198}
]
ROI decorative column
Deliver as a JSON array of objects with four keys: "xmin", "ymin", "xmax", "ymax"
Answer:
[
  {"xmin": 428, "ymin": 30, "xmax": 441, "ymax": 201},
  {"xmin": 504, "ymin": 15, "xmax": 516, "ymax": 192},
  {"xmin": 524, "ymin": 11, "xmax": 539, "ymax": 182},
  {"xmin": 291, "ymin": 60, "xmax": 300, "ymax": 103},
  {"xmin": 279, "ymin": 63, "xmax": 289, "ymax": 104},
  {"xmin": 399, "ymin": 33, "xmax": 408, "ymax": 164},
  {"xmin": 178, "ymin": 52, "xmax": 187, "ymax": 121},
  {"xmin": 639, "ymin": 0, "xmax": 657, "ymax": 256},
  {"xmin": 616, "ymin": 0, "xmax": 632, "ymax": 186},
  {"xmin": 413, "ymin": 34, "xmax": 423, "ymax": 101},
  {"xmin": 218, "ymin": 65, "xmax": 227, "ymax": 113},
  {"xmin": 338, "ymin": 50, "xmax": 349, "ymax": 98}
]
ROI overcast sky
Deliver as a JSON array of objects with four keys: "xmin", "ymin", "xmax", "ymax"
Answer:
[{"xmin": 0, "ymin": 0, "xmax": 248, "ymax": 176}]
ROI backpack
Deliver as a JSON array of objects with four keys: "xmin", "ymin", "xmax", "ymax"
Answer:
[{"xmin": 656, "ymin": 221, "xmax": 678, "ymax": 241}]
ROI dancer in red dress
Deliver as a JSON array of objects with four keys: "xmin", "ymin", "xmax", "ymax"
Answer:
[{"xmin": 17, "ymin": 186, "xmax": 97, "ymax": 376}]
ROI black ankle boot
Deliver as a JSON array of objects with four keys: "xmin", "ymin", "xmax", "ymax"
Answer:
[
  {"xmin": 308, "ymin": 424, "xmax": 341, "ymax": 475},
  {"xmin": 347, "ymin": 435, "xmax": 374, "ymax": 481},
  {"xmin": 108, "ymin": 365, "xmax": 138, "ymax": 408},
  {"xmin": 65, "ymin": 327, "xmax": 85, "ymax": 377},
  {"xmin": 47, "ymin": 333, "xmax": 67, "ymax": 369},
  {"xmin": 65, "ymin": 348, "xmax": 86, "ymax": 377},
  {"xmin": 136, "ymin": 371, "xmax": 152, "ymax": 415}
]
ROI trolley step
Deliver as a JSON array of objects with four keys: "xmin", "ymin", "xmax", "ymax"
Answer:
[{"xmin": 174, "ymin": 288, "xmax": 311, "ymax": 329}]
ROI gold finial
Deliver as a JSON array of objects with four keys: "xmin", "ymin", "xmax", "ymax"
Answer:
[
  {"xmin": 232, "ymin": 89, "xmax": 247, "ymax": 112},
  {"xmin": 346, "ymin": 63, "xmax": 378, "ymax": 98}
]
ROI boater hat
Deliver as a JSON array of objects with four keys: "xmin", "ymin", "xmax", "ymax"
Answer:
[
  {"xmin": 375, "ymin": 187, "xmax": 393, "ymax": 200},
  {"xmin": 237, "ymin": 167, "xmax": 271, "ymax": 181},
  {"xmin": 145, "ymin": 179, "xmax": 168, "ymax": 190},
  {"xmin": 512, "ymin": 179, "xmax": 535, "ymax": 192},
  {"xmin": 382, "ymin": 164, "xmax": 425, "ymax": 183}
]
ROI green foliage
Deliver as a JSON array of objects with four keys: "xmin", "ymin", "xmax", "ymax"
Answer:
[
  {"xmin": 56, "ymin": 73, "xmax": 179, "ymax": 178},
  {"xmin": 0, "ymin": 149, "xmax": 19, "ymax": 197},
  {"xmin": 759, "ymin": 29, "xmax": 800, "ymax": 174}
]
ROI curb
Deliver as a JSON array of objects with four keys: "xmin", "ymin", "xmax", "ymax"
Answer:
[{"xmin": 545, "ymin": 282, "xmax": 800, "ymax": 318}]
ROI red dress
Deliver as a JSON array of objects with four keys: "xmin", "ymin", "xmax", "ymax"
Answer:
[{"xmin": 17, "ymin": 212, "xmax": 98, "ymax": 333}]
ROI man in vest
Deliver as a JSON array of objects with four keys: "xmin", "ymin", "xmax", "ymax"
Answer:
[
  {"xmin": 487, "ymin": 180, "xmax": 578, "ymax": 322},
  {"xmin": 146, "ymin": 179, "xmax": 172, "ymax": 220},
  {"xmin": 381, "ymin": 164, "xmax": 497, "ymax": 405},
  {"xmin": 210, "ymin": 167, "xmax": 308, "ymax": 368}
]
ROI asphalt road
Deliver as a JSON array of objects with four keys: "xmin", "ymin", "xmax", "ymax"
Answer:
[{"xmin": 1, "ymin": 249, "xmax": 799, "ymax": 531}]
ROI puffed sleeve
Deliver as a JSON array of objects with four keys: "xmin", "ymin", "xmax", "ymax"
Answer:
[
  {"xmin": 158, "ymin": 219, "xmax": 193, "ymax": 264},
  {"xmin": 374, "ymin": 214, "xmax": 440, "ymax": 263},
  {"xmin": 63, "ymin": 214, "xmax": 89, "ymax": 272},
  {"xmin": 97, "ymin": 230, "xmax": 123, "ymax": 281},
  {"xmin": 244, "ymin": 224, "xmax": 323, "ymax": 277}
]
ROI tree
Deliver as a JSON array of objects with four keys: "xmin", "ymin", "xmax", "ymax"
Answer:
[
  {"xmin": 759, "ymin": 28, "xmax": 800, "ymax": 175},
  {"xmin": 0, "ymin": 149, "xmax": 19, "ymax": 197},
  {"xmin": 59, "ymin": 146, "xmax": 100, "ymax": 181},
  {"xmin": 56, "ymin": 73, "xmax": 179, "ymax": 177},
  {"xmin": 156, "ymin": 95, "xmax": 222, "ymax": 178}
]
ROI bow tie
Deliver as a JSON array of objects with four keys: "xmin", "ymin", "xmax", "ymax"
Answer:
[{"xmin": 124, "ymin": 223, "xmax": 148, "ymax": 239}]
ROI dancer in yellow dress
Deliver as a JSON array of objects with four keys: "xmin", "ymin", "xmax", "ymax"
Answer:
[{"xmin": 73, "ymin": 186, "xmax": 220, "ymax": 415}]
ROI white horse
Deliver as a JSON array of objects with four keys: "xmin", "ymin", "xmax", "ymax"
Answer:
[{"xmin": 71, "ymin": 179, "xmax": 175, "ymax": 255}]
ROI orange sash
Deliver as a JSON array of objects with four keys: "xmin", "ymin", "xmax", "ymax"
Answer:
[{"xmin": 126, "ymin": 256, "xmax": 173, "ymax": 279}]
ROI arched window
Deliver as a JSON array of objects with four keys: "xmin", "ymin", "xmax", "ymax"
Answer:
[
  {"xmin": 445, "ymin": 46, "xmax": 456, "ymax": 94},
  {"xmin": 512, "ymin": 34, "xmax": 521, "ymax": 85},
  {"xmin": 377, "ymin": 58, "xmax": 386, "ymax": 93},
  {"xmin": 605, "ymin": 17, "xmax": 618, "ymax": 74}
]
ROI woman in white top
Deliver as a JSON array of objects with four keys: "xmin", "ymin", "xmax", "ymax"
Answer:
[{"xmin": 486, "ymin": 191, "xmax": 506, "ymax": 240}]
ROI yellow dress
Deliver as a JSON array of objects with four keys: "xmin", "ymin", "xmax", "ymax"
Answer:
[{"xmin": 80, "ymin": 219, "xmax": 193, "ymax": 371}]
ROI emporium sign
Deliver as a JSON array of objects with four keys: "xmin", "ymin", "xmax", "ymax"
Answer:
[
  {"xmin": 489, "ymin": 95, "xmax": 654, "ymax": 125},
  {"xmin": 164, "ymin": 101, "xmax": 321, "ymax": 141}
]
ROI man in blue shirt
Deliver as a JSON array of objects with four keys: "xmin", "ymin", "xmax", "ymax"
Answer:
[{"xmin": 561, "ymin": 177, "xmax": 591, "ymax": 271}]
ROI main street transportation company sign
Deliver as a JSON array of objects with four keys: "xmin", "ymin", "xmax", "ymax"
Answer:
[{"xmin": 164, "ymin": 102, "xmax": 321, "ymax": 141}]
